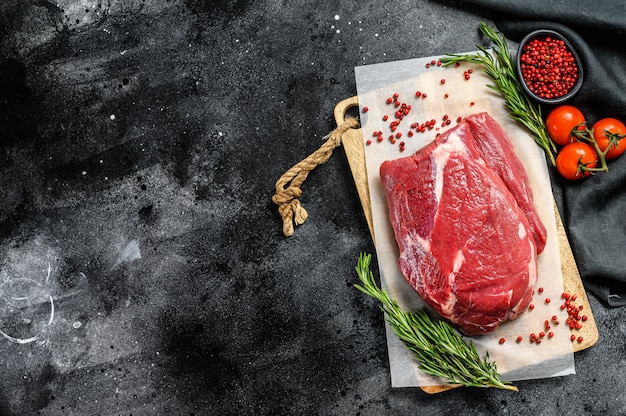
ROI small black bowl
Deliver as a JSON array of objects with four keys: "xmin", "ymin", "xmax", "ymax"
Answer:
[{"xmin": 516, "ymin": 29, "xmax": 584, "ymax": 105}]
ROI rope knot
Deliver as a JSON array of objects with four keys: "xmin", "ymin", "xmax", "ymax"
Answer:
[{"xmin": 272, "ymin": 116, "xmax": 360, "ymax": 236}]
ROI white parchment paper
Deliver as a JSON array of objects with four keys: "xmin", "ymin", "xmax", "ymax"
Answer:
[{"xmin": 354, "ymin": 54, "xmax": 576, "ymax": 387}]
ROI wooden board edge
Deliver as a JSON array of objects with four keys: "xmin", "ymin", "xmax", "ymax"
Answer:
[
  {"xmin": 334, "ymin": 96, "xmax": 376, "ymax": 242},
  {"xmin": 555, "ymin": 205, "xmax": 599, "ymax": 352}
]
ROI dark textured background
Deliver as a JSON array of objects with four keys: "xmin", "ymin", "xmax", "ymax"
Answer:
[{"xmin": 0, "ymin": 1, "xmax": 624, "ymax": 415}]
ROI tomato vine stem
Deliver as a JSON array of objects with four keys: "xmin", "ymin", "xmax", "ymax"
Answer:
[{"xmin": 572, "ymin": 126, "xmax": 609, "ymax": 174}]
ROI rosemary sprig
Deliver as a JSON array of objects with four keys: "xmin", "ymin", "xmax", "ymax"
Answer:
[
  {"xmin": 440, "ymin": 22, "xmax": 557, "ymax": 166},
  {"xmin": 354, "ymin": 253, "xmax": 517, "ymax": 391}
]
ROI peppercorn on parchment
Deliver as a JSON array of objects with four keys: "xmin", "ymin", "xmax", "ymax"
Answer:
[{"xmin": 354, "ymin": 54, "xmax": 577, "ymax": 387}]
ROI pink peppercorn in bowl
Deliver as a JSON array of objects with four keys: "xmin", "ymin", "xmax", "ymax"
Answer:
[{"xmin": 516, "ymin": 29, "xmax": 584, "ymax": 105}]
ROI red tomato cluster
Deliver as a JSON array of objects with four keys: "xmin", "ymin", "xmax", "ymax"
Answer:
[{"xmin": 546, "ymin": 105, "xmax": 626, "ymax": 180}]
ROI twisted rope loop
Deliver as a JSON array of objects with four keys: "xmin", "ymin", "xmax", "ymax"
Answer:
[{"xmin": 272, "ymin": 117, "xmax": 360, "ymax": 236}]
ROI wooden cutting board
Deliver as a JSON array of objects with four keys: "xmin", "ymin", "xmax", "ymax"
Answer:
[{"xmin": 334, "ymin": 95, "xmax": 598, "ymax": 393}]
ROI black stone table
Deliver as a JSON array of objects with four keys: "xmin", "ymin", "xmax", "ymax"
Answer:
[{"xmin": 1, "ymin": 1, "xmax": 624, "ymax": 415}]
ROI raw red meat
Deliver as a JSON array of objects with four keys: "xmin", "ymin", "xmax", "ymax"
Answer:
[
  {"xmin": 465, "ymin": 113, "xmax": 547, "ymax": 254},
  {"xmin": 379, "ymin": 113, "xmax": 543, "ymax": 335}
]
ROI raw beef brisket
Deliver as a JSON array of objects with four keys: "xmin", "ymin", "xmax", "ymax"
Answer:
[{"xmin": 379, "ymin": 113, "xmax": 545, "ymax": 335}]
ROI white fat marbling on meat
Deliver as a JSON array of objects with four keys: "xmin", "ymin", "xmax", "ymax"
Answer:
[
  {"xmin": 439, "ymin": 293, "xmax": 456, "ymax": 316},
  {"xmin": 439, "ymin": 250, "xmax": 464, "ymax": 316},
  {"xmin": 402, "ymin": 232, "xmax": 430, "ymax": 256},
  {"xmin": 452, "ymin": 249, "xmax": 465, "ymax": 274},
  {"xmin": 431, "ymin": 130, "xmax": 466, "ymax": 203},
  {"xmin": 518, "ymin": 222, "xmax": 527, "ymax": 240}
]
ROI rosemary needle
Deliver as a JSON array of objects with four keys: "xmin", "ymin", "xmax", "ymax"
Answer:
[
  {"xmin": 440, "ymin": 22, "xmax": 557, "ymax": 166},
  {"xmin": 354, "ymin": 253, "xmax": 517, "ymax": 391}
]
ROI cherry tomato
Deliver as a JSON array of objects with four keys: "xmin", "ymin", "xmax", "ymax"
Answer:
[
  {"xmin": 545, "ymin": 105, "xmax": 586, "ymax": 146},
  {"xmin": 556, "ymin": 142, "xmax": 598, "ymax": 180},
  {"xmin": 592, "ymin": 118, "xmax": 626, "ymax": 159}
]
